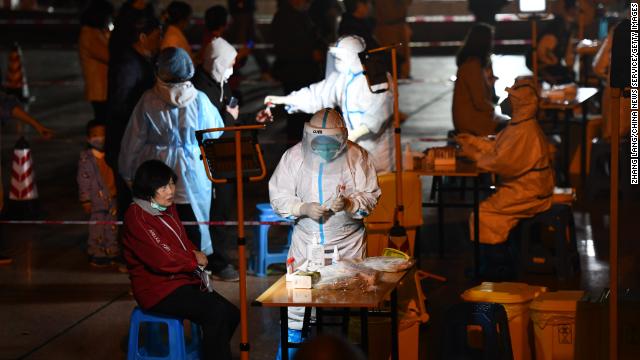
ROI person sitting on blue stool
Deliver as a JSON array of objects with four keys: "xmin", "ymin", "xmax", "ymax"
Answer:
[
  {"xmin": 122, "ymin": 160, "xmax": 239, "ymax": 360},
  {"xmin": 269, "ymin": 108, "xmax": 381, "ymax": 358}
]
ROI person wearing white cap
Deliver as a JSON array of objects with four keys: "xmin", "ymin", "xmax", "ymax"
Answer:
[
  {"xmin": 269, "ymin": 108, "xmax": 380, "ymax": 357},
  {"xmin": 191, "ymin": 37, "xmax": 242, "ymax": 282},
  {"xmin": 263, "ymin": 35, "xmax": 394, "ymax": 173},
  {"xmin": 119, "ymin": 46, "xmax": 225, "ymax": 257},
  {"xmin": 456, "ymin": 77, "xmax": 555, "ymax": 245}
]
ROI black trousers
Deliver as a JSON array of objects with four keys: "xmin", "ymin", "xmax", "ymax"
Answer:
[
  {"xmin": 150, "ymin": 285, "xmax": 240, "ymax": 360},
  {"xmin": 175, "ymin": 204, "xmax": 201, "ymax": 251}
]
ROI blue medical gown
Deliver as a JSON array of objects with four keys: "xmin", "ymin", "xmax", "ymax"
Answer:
[{"xmin": 119, "ymin": 90, "xmax": 223, "ymax": 254}]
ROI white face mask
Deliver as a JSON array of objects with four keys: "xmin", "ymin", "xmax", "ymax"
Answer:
[{"xmin": 223, "ymin": 67, "xmax": 233, "ymax": 81}]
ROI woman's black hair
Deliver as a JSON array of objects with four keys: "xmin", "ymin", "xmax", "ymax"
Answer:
[
  {"xmin": 166, "ymin": 1, "xmax": 193, "ymax": 25},
  {"xmin": 456, "ymin": 23, "xmax": 494, "ymax": 67},
  {"xmin": 132, "ymin": 160, "xmax": 178, "ymax": 201}
]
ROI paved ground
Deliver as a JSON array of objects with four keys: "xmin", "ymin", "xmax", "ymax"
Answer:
[{"xmin": 0, "ymin": 49, "xmax": 635, "ymax": 360}]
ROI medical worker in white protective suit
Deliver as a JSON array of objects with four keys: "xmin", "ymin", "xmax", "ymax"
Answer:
[
  {"xmin": 264, "ymin": 35, "xmax": 394, "ymax": 173},
  {"xmin": 269, "ymin": 108, "xmax": 380, "ymax": 357},
  {"xmin": 119, "ymin": 47, "xmax": 224, "ymax": 256},
  {"xmin": 457, "ymin": 78, "xmax": 555, "ymax": 245}
]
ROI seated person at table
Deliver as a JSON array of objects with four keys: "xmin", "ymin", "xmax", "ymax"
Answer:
[
  {"xmin": 527, "ymin": 12, "xmax": 577, "ymax": 85},
  {"xmin": 122, "ymin": 160, "xmax": 239, "ymax": 360},
  {"xmin": 452, "ymin": 23, "xmax": 508, "ymax": 136},
  {"xmin": 457, "ymin": 78, "xmax": 554, "ymax": 246},
  {"xmin": 269, "ymin": 108, "xmax": 381, "ymax": 357}
]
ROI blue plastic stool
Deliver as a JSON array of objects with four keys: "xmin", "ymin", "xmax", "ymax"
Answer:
[
  {"xmin": 442, "ymin": 302, "xmax": 514, "ymax": 360},
  {"xmin": 275, "ymin": 328, "xmax": 303, "ymax": 360},
  {"xmin": 251, "ymin": 203, "xmax": 292, "ymax": 277},
  {"xmin": 127, "ymin": 307, "xmax": 201, "ymax": 360}
]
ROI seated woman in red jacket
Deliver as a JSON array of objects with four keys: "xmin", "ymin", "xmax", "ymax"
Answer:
[{"xmin": 122, "ymin": 160, "xmax": 239, "ymax": 360}]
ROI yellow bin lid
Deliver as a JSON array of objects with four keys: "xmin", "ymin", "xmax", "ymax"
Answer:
[
  {"xmin": 461, "ymin": 282, "xmax": 548, "ymax": 304},
  {"xmin": 530, "ymin": 291, "xmax": 585, "ymax": 312}
]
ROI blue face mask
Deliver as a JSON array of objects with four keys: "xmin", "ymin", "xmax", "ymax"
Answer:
[
  {"xmin": 150, "ymin": 201, "xmax": 167, "ymax": 212},
  {"xmin": 311, "ymin": 137, "xmax": 342, "ymax": 161}
]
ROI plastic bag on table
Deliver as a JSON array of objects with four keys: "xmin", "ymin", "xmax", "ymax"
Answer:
[
  {"xmin": 362, "ymin": 256, "xmax": 415, "ymax": 272},
  {"xmin": 314, "ymin": 260, "xmax": 380, "ymax": 291}
]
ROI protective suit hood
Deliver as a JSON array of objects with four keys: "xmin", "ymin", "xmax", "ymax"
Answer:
[
  {"xmin": 329, "ymin": 35, "xmax": 365, "ymax": 74},
  {"xmin": 505, "ymin": 78, "xmax": 538, "ymax": 121},
  {"xmin": 154, "ymin": 79, "xmax": 197, "ymax": 108},
  {"xmin": 203, "ymin": 37, "xmax": 237, "ymax": 84}
]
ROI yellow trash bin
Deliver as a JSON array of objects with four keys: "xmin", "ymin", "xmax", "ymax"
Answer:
[
  {"xmin": 461, "ymin": 282, "xmax": 547, "ymax": 360},
  {"xmin": 530, "ymin": 291, "xmax": 585, "ymax": 360}
]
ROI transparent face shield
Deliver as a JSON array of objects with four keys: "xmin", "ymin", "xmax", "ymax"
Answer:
[{"xmin": 302, "ymin": 123, "xmax": 348, "ymax": 163}]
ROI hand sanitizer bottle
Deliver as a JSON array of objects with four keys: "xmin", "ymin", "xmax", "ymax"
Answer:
[
  {"xmin": 331, "ymin": 245, "xmax": 340, "ymax": 265},
  {"xmin": 307, "ymin": 233, "xmax": 325, "ymax": 270}
]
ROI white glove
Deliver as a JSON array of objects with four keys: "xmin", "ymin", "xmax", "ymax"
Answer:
[
  {"xmin": 264, "ymin": 95, "xmax": 287, "ymax": 105},
  {"xmin": 348, "ymin": 124, "xmax": 370, "ymax": 142},
  {"xmin": 296, "ymin": 202, "xmax": 328, "ymax": 221},
  {"xmin": 330, "ymin": 196, "xmax": 345, "ymax": 213}
]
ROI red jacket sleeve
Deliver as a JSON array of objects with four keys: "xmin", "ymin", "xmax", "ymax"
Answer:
[{"xmin": 123, "ymin": 206, "xmax": 199, "ymax": 274}]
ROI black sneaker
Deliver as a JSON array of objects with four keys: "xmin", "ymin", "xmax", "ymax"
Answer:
[
  {"xmin": 211, "ymin": 264, "xmax": 240, "ymax": 282},
  {"xmin": 0, "ymin": 255, "xmax": 13, "ymax": 266},
  {"xmin": 89, "ymin": 256, "xmax": 111, "ymax": 268}
]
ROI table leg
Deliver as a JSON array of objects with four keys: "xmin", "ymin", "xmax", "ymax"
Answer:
[
  {"xmin": 341, "ymin": 308, "xmax": 350, "ymax": 335},
  {"xmin": 437, "ymin": 176, "xmax": 444, "ymax": 257},
  {"xmin": 390, "ymin": 290, "xmax": 399, "ymax": 360},
  {"xmin": 581, "ymin": 102, "xmax": 588, "ymax": 185},
  {"xmin": 316, "ymin": 307, "xmax": 324, "ymax": 334},
  {"xmin": 302, "ymin": 307, "xmax": 312, "ymax": 338},
  {"xmin": 474, "ymin": 176, "xmax": 480, "ymax": 278},
  {"xmin": 280, "ymin": 307, "xmax": 289, "ymax": 360},
  {"xmin": 564, "ymin": 109, "xmax": 572, "ymax": 186},
  {"xmin": 360, "ymin": 307, "xmax": 369, "ymax": 356}
]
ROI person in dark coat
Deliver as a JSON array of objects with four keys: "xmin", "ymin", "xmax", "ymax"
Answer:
[
  {"xmin": 338, "ymin": 0, "xmax": 379, "ymax": 49},
  {"xmin": 271, "ymin": 0, "xmax": 324, "ymax": 142},
  {"xmin": 191, "ymin": 37, "xmax": 241, "ymax": 282},
  {"xmin": 106, "ymin": 13, "xmax": 161, "ymax": 218},
  {"xmin": 468, "ymin": 0, "xmax": 507, "ymax": 24}
]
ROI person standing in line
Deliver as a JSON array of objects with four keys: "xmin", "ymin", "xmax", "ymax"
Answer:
[
  {"xmin": 77, "ymin": 119, "xmax": 119, "ymax": 268},
  {"xmin": 106, "ymin": 13, "xmax": 162, "ymax": 218},
  {"xmin": 192, "ymin": 37, "xmax": 241, "ymax": 282},
  {"xmin": 161, "ymin": 1, "xmax": 195, "ymax": 61},
  {"xmin": 118, "ymin": 47, "xmax": 225, "ymax": 261},
  {"xmin": 78, "ymin": 0, "xmax": 114, "ymax": 122}
]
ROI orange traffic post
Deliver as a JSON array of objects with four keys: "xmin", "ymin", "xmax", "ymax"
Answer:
[
  {"xmin": 609, "ymin": 87, "xmax": 620, "ymax": 360},
  {"xmin": 196, "ymin": 124, "xmax": 266, "ymax": 360}
]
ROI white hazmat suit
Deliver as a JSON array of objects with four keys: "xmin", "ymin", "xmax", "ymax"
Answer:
[
  {"xmin": 270, "ymin": 109, "xmax": 381, "ymax": 331},
  {"xmin": 265, "ymin": 35, "xmax": 394, "ymax": 173},
  {"xmin": 457, "ymin": 78, "xmax": 555, "ymax": 245}
]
